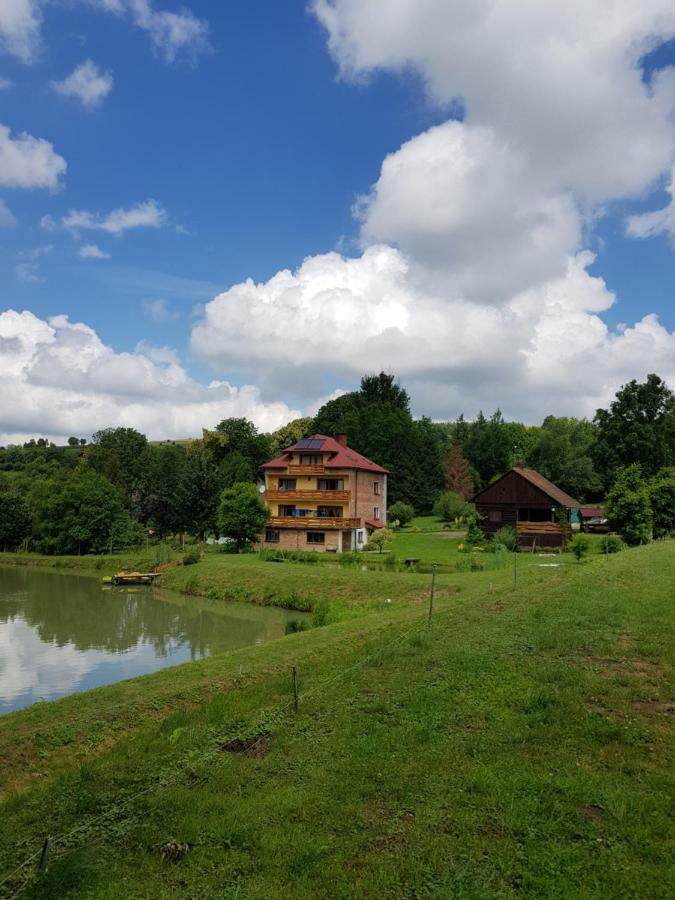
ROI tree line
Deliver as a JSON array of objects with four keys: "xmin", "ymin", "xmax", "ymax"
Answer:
[{"xmin": 1, "ymin": 372, "xmax": 674, "ymax": 553}]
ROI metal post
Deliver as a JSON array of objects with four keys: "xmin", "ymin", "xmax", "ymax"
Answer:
[
  {"xmin": 428, "ymin": 565, "xmax": 437, "ymax": 625},
  {"xmin": 292, "ymin": 665, "xmax": 298, "ymax": 714},
  {"xmin": 38, "ymin": 835, "xmax": 51, "ymax": 873}
]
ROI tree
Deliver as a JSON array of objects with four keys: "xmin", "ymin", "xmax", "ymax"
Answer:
[
  {"xmin": 270, "ymin": 417, "xmax": 314, "ymax": 456},
  {"xmin": 220, "ymin": 450, "xmax": 255, "ymax": 488},
  {"xmin": 35, "ymin": 471, "xmax": 140, "ymax": 554},
  {"xmin": 462, "ymin": 410, "xmax": 514, "ymax": 489},
  {"xmin": 648, "ymin": 467, "xmax": 675, "ymax": 538},
  {"xmin": 443, "ymin": 440, "xmax": 474, "ymax": 499},
  {"xmin": 86, "ymin": 427, "xmax": 149, "ymax": 513},
  {"xmin": 210, "ymin": 418, "xmax": 272, "ymax": 474},
  {"xmin": 216, "ymin": 482, "xmax": 269, "ymax": 551},
  {"xmin": 527, "ymin": 416, "xmax": 601, "ymax": 500},
  {"xmin": 67, "ymin": 436, "xmax": 79, "ymax": 447},
  {"xmin": 605, "ymin": 464, "xmax": 653, "ymax": 546},
  {"xmin": 388, "ymin": 501, "xmax": 414, "ymax": 528},
  {"xmin": 138, "ymin": 443, "xmax": 191, "ymax": 537},
  {"xmin": 594, "ymin": 374, "xmax": 675, "ymax": 487},
  {"xmin": 0, "ymin": 489, "xmax": 31, "ymax": 550},
  {"xmin": 433, "ymin": 491, "xmax": 468, "ymax": 523},
  {"xmin": 366, "ymin": 527, "xmax": 393, "ymax": 553}
]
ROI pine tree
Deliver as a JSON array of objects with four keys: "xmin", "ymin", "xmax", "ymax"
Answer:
[{"xmin": 444, "ymin": 441, "xmax": 474, "ymax": 499}]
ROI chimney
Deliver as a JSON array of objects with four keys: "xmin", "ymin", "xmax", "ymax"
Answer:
[{"xmin": 335, "ymin": 433, "xmax": 348, "ymax": 447}]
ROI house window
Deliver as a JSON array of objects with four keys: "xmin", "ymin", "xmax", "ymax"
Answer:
[
  {"xmin": 279, "ymin": 479, "xmax": 296, "ymax": 492},
  {"xmin": 373, "ymin": 481, "xmax": 380, "ymax": 495},
  {"xmin": 265, "ymin": 529, "xmax": 280, "ymax": 543},
  {"xmin": 279, "ymin": 504, "xmax": 296, "ymax": 517},
  {"xmin": 488, "ymin": 510, "xmax": 502, "ymax": 523},
  {"xmin": 300, "ymin": 454, "xmax": 322, "ymax": 465},
  {"xmin": 317, "ymin": 506, "xmax": 343, "ymax": 518},
  {"xmin": 373, "ymin": 507, "xmax": 380, "ymax": 520},
  {"xmin": 318, "ymin": 478, "xmax": 344, "ymax": 491},
  {"xmin": 518, "ymin": 508, "xmax": 553, "ymax": 523},
  {"xmin": 306, "ymin": 532, "xmax": 325, "ymax": 544},
  {"xmin": 357, "ymin": 530, "xmax": 365, "ymax": 543}
]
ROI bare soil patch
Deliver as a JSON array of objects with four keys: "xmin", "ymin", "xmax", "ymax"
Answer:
[{"xmin": 219, "ymin": 732, "xmax": 270, "ymax": 757}]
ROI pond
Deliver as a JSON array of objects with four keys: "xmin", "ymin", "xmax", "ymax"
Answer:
[{"xmin": 0, "ymin": 565, "xmax": 306, "ymax": 715}]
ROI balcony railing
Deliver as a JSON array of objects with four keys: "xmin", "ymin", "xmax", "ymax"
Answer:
[
  {"xmin": 287, "ymin": 464, "xmax": 326, "ymax": 475},
  {"xmin": 265, "ymin": 489, "xmax": 349, "ymax": 502},
  {"xmin": 268, "ymin": 516, "xmax": 360, "ymax": 530}
]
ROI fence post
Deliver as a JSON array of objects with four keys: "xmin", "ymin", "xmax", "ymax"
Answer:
[
  {"xmin": 292, "ymin": 665, "xmax": 298, "ymax": 714},
  {"xmin": 37, "ymin": 835, "xmax": 51, "ymax": 874},
  {"xmin": 428, "ymin": 565, "xmax": 437, "ymax": 625}
]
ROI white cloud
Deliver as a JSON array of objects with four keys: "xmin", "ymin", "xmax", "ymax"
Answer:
[
  {"xmin": 15, "ymin": 262, "xmax": 41, "ymax": 282},
  {"xmin": 0, "ymin": 198, "xmax": 16, "ymax": 227},
  {"xmin": 52, "ymin": 59, "xmax": 114, "ymax": 109},
  {"xmin": 187, "ymin": 0, "xmax": 675, "ymax": 419},
  {"xmin": 15, "ymin": 244, "xmax": 52, "ymax": 282},
  {"xmin": 0, "ymin": 124, "xmax": 66, "ymax": 190},
  {"xmin": 0, "ymin": 0, "xmax": 41, "ymax": 63},
  {"xmin": 143, "ymin": 298, "xmax": 177, "ymax": 321},
  {"xmin": 79, "ymin": 243, "xmax": 111, "ymax": 259},
  {"xmin": 191, "ymin": 245, "xmax": 675, "ymax": 421},
  {"xmin": 0, "ymin": 310, "xmax": 300, "ymax": 444},
  {"xmin": 85, "ymin": 0, "xmax": 210, "ymax": 62},
  {"xmin": 59, "ymin": 199, "xmax": 166, "ymax": 235},
  {"xmin": 0, "ymin": 77, "xmax": 12, "ymax": 90},
  {"xmin": 626, "ymin": 164, "xmax": 675, "ymax": 242}
]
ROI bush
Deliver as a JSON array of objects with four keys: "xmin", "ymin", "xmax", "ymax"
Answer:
[
  {"xmin": 600, "ymin": 534, "xmax": 625, "ymax": 554},
  {"xmin": 285, "ymin": 619, "xmax": 310, "ymax": 635},
  {"xmin": 387, "ymin": 501, "xmax": 415, "ymax": 528},
  {"xmin": 570, "ymin": 534, "xmax": 591, "ymax": 562},
  {"xmin": 491, "ymin": 525, "xmax": 517, "ymax": 552},
  {"xmin": 433, "ymin": 491, "xmax": 468, "ymax": 523},
  {"xmin": 605, "ymin": 464, "xmax": 652, "ymax": 546},
  {"xmin": 465, "ymin": 513, "xmax": 484, "ymax": 546},
  {"xmin": 182, "ymin": 550, "xmax": 200, "ymax": 565}
]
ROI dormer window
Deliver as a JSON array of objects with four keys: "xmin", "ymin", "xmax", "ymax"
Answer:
[{"xmin": 300, "ymin": 454, "xmax": 322, "ymax": 465}]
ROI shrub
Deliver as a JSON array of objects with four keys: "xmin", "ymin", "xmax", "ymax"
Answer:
[
  {"xmin": 365, "ymin": 528, "xmax": 393, "ymax": 553},
  {"xmin": 570, "ymin": 533, "xmax": 591, "ymax": 562},
  {"xmin": 387, "ymin": 501, "xmax": 415, "ymax": 528},
  {"xmin": 605, "ymin": 464, "xmax": 652, "ymax": 546},
  {"xmin": 433, "ymin": 491, "xmax": 468, "ymax": 523},
  {"xmin": 183, "ymin": 575, "xmax": 200, "ymax": 595},
  {"xmin": 600, "ymin": 534, "xmax": 625, "ymax": 554},
  {"xmin": 492, "ymin": 525, "xmax": 517, "ymax": 552},
  {"xmin": 465, "ymin": 514, "xmax": 484, "ymax": 546},
  {"xmin": 182, "ymin": 550, "xmax": 200, "ymax": 566}
]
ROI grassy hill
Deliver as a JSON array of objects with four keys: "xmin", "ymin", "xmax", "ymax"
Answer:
[{"xmin": 0, "ymin": 541, "xmax": 673, "ymax": 898}]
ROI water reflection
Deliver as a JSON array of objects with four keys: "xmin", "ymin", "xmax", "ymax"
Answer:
[{"xmin": 0, "ymin": 566, "xmax": 304, "ymax": 714}]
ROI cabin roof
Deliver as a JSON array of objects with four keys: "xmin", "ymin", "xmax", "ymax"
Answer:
[
  {"xmin": 473, "ymin": 465, "xmax": 581, "ymax": 508},
  {"xmin": 261, "ymin": 434, "xmax": 389, "ymax": 474}
]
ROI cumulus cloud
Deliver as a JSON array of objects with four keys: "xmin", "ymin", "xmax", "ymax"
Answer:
[
  {"xmin": 52, "ymin": 59, "xmax": 114, "ymax": 109},
  {"xmin": 0, "ymin": 0, "xmax": 41, "ymax": 63},
  {"xmin": 626, "ymin": 165, "xmax": 675, "ymax": 242},
  {"xmin": 186, "ymin": 0, "xmax": 675, "ymax": 420},
  {"xmin": 0, "ymin": 310, "xmax": 300, "ymax": 445},
  {"xmin": 58, "ymin": 199, "xmax": 166, "ymax": 235},
  {"xmin": 0, "ymin": 124, "xmax": 66, "ymax": 190},
  {"xmin": 79, "ymin": 243, "xmax": 111, "ymax": 259}
]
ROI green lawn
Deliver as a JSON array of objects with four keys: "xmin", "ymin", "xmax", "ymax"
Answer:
[{"xmin": 1, "ymin": 541, "xmax": 673, "ymax": 898}]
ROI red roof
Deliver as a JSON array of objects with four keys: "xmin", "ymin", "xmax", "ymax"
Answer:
[
  {"xmin": 580, "ymin": 507, "xmax": 605, "ymax": 518},
  {"xmin": 365, "ymin": 519, "xmax": 384, "ymax": 530},
  {"xmin": 261, "ymin": 434, "xmax": 388, "ymax": 474}
]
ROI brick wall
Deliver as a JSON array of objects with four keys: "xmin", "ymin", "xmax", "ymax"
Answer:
[
  {"xmin": 258, "ymin": 527, "xmax": 341, "ymax": 552},
  {"xmin": 353, "ymin": 471, "xmax": 386, "ymax": 525}
]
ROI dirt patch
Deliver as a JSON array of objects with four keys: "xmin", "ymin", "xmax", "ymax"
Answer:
[
  {"xmin": 588, "ymin": 657, "xmax": 621, "ymax": 666},
  {"xmin": 579, "ymin": 804, "xmax": 605, "ymax": 820},
  {"xmin": 218, "ymin": 732, "xmax": 270, "ymax": 757},
  {"xmin": 439, "ymin": 531, "xmax": 465, "ymax": 539},
  {"xmin": 632, "ymin": 700, "xmax": 675, "ymax": 716}
]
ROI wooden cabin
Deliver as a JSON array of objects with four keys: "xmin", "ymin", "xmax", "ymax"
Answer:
[{"xmin": 472, "ymin": 465, "xmax": 581, "ymax": 549}]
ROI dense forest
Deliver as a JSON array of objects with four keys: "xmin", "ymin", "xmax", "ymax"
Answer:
[{"xmin": 1, "ymin": 372, "xmax": 674, "ymax": 553}]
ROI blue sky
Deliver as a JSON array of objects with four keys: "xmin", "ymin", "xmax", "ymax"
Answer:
[{"xmin": 2, "ymin": 1, "xmax": 675, "ymax": 441}]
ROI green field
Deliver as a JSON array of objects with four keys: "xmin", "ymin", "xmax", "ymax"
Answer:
[{"xmin": 0, "ymin": 540, "xmax": 673, "ymax": 898}]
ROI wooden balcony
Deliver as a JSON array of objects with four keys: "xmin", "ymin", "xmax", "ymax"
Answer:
[
  {"xmin": 287, "ymin": 465, "xmax": 326, "ymax": 475},
  {"xmin": 516, "ymin": 522, "xmax": 562, "ymax": 534},
  {"xmin": 265, "ymin": 489, "xmax": 349, "ymax": 502},
  {"xmin": 268, "ymin": 516, "xmax": 360, "ymax": 530}
]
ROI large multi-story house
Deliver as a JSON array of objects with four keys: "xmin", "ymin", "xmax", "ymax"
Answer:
[{"xmin": 259, "ymin": 434, "xmax": 388, "ymax": 552}]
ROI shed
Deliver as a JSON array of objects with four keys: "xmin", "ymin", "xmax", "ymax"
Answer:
[{"xmin": 472, "ymin": 465, "xmax": 581, "ymax": 549}]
